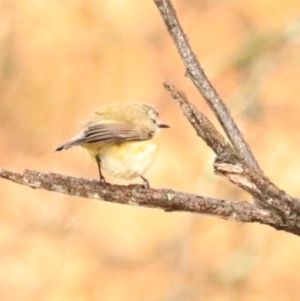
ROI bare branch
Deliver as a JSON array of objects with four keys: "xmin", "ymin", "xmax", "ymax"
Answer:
[
  {"xmin": 163, "ymin": 82, "xmax": 235, "ymax": 156},
  {"xmin": 164, "ymin": 82, "xmax": 300, "ymax": 235},
  {"xmin": 153, "ymin": 0, "xmax": 261, "ymax": 172},
  {"xmin": 0, "ymin": 168, "xmax": 281, "ymax": 226},
  {"xmin": 0, "ymin": 1, "xmax": 299, "ymax": 238}
]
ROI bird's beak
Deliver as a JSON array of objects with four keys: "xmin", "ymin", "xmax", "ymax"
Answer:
[{"xmin": 158, "ymin": 124, "xmax": 170, "ymax": 128}]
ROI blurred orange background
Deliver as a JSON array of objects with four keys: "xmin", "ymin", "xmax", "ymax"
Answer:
[{"xmin": 1, "ymin": 0, "xmax": 300, "ymax": 300}]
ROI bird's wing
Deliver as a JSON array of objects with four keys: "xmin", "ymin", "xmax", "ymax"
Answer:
[{"xmin": 81, "ymin": 121, "xmax": 155, "ymax": 144}]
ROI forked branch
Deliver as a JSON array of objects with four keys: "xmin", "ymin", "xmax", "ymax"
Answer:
[
  {"xmin": 0, "ymin": 0, "xmax": 299, "ymax": 236},
  {"xmin": 153, "ymin": 0, "xmax": 261, "ymax": 172}
]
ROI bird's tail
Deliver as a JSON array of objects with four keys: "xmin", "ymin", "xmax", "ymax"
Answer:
[{"xmin": 54, "ymin": 133, "xmax": 84, "ymax": 151}]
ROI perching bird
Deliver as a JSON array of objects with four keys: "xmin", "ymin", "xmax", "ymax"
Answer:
[{"xmin": 55, "ymin": 103, "xmax": 169, "ymax": 188}]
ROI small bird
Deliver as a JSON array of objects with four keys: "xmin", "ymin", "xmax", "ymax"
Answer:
[{"xmin": 55, "ymin": 103, "xmax": 169, "ymax": 188}]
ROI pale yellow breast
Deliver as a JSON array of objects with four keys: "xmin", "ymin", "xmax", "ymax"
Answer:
[{"xmin": 83, "ymin": 137, "xmax": 158, "ymax": 180}]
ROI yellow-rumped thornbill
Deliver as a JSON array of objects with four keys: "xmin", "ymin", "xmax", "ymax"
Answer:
[{"xmin": 55, "ymin": 103, "xmax": 169, "ymax": 188}]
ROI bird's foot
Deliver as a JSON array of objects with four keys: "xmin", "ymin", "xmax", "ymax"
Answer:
[
  {"xmin": 140, "ymin": 176, "xmax": 150, "ymax": 189},
  {"xmin": 99, "ymin": 175, "xmax": 106, "ymax": 185}
]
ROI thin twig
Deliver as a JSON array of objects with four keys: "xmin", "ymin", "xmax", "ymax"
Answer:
[
  {"xmin": 163, "ymin": 82, "xmax": 235, "ymax": 156},
  {"xmin": 153, "ymin": 0, "xmax": 261, "ymax": 173}
]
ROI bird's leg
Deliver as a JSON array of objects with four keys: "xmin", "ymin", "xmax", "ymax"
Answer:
[
  {"xmin": 140, "ymin": 176, "xmax": 150, "ymax": 189},
  {"xmin": 96, "ymin": 156, "xmax": 106, "ymax": 184}
]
